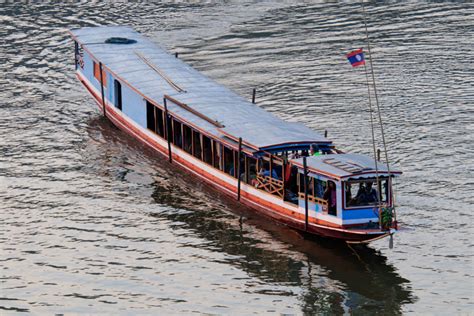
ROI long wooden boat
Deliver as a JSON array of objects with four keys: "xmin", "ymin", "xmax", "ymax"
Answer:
[{"xmin": 69, "ymin": 26, "xmax": 401, "ymax": 244}]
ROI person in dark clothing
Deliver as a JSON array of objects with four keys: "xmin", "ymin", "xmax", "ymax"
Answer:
[
  {"xmin": 365, "ymin": 182, "xmax": 378, "ymax": 203},
  {"xmin": 323, "ymin": 181, "xmax": 337, "ymax": 215}
]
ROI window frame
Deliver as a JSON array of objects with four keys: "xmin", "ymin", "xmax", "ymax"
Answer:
[{"xmin": 342, "ymin": 178, "xmax": 392, "ymax": 210}]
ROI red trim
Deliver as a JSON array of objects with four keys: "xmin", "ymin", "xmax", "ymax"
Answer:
[{"xmin": 351, "ymin": 61, "xmax": 365, "ymax": 68}]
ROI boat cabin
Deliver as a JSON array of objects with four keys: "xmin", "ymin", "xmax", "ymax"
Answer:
[{"xmin": 291, "ymin": 153, "xmax": 399, "ymax": 228}]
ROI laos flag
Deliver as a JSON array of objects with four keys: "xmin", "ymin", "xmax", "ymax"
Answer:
[{"xmin": 346, "ymin": 48, "xmax": 365, "ymax": 67}]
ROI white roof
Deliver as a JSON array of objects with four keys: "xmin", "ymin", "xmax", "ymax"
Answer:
[
  {"xmin": 69, "ymin": 26, "xmax": 331, "ymax": 151},
  {"xmin": 292, "ymin": 153, "xmax": 401, "ymax": 179}
]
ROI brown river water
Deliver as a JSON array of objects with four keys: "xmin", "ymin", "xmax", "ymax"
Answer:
[{"xmin": 1, "ymin": 2, "xmax": 473, "ymax": 315}]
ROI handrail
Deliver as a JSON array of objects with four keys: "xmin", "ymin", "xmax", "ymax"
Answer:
[
  {"xmin": 256, "ymin": 174, "xmax": 284, "ymax": 198},
  {"xmin": 298, "ymin": 193, "xmax": 328, "ymax": 206}
]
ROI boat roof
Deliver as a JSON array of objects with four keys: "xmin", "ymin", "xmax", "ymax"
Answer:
[
  {"xmin": 292, "ymin": 153, "xmax": 402, "ymax": 180},
  {"xmin": 69, "ymin": 26, "xmax": 331, "ymax": 152}
]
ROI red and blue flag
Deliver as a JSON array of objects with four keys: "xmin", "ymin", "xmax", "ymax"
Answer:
[{"xmin": 346, "ymin": 48, "xmax": 365, "ymax": 67}]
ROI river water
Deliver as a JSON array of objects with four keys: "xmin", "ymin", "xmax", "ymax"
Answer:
[{"xmin": 1, "ymin": 2, "xmax": 473, "ymax": 315}]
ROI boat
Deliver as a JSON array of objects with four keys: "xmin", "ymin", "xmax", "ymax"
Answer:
[{"xmin": 69, "ymin": 26, "xmax": 401, "ymax": 244}]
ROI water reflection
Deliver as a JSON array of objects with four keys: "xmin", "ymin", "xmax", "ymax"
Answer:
[
  {"xmin": 88, "ymin": 117, "xmax": 414, "ymax": 313},
  {"xmin": 149, "ymin": 176, "xmax": 414, "ymax": 314}
]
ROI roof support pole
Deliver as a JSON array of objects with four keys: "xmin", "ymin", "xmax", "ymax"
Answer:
[
  {"xmin": 163, "ymin": 97, "xmax": 172, "ymax": 163},
  {"xmin": 74, "ymin": 41, "xmax": 78, "ymax": 71},
  {"xmin": 303, "ymin": 156, "xmax": 309, "ymax": 232},
  {"xmin": 237, "ymin": 137, "xmax": 243, "ymax": 201},
  {"xmin": 252, "ymin": 88, "xmax": 256, "ymax": 104},
  {"xmin": 99, "ymin": 62, "xmax": 106, "ymax": 118},
  {"xmin": 282, "ymin": 158, "xmax": 286, "ymax": 201}
]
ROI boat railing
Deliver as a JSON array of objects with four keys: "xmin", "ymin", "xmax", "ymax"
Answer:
[
  {"xmin": 298, "ymin": 193, "xmax": 328, "ymax": 213},
  {"xmin": 256, "ymin": 175, "xmax": 284, "ymax": 198}
]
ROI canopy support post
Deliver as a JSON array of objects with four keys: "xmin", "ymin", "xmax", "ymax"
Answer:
[
  {"xmin": 163, "ymin": 97, "xmax": 172, "ymax": 163},
  {"xmin": 74, "ymin": 41, "xmax": 78, "ymax": 70},
  {"xmin": 252, "ymin": 88, "xmax": 256, "ymax": 104},
  {"xmin": 303, "ymin": 156, "xmax": 309, "ymax": 232},
  {"xmin": 237, "ymin": 137, "xmax": 242, "ymax": 201}
]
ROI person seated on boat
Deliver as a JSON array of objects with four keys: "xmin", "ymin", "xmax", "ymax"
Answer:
[
  {"xmin": 323, "ymin": 181, "xmax": 337, "ymax": 215},
  {"xmin": 355, "ymin": 183, "xmax": 367, "ymax": 204},
  {"xmin": 249, "ymin": 171, "xmax": 258, "ymax": 187},
  {"xmin": 365, "ymin": 181, "xmax": 378, "ymax": 203},
  {"xmin": 259, "ymin": 167, "xmax": 279, "ymax": 179},
  {"xmin": 309, "ymin": 144, "xmax": 321, "ymax": 157}
]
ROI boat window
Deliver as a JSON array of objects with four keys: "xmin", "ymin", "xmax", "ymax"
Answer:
[
  {"xmin": 93, "ymin": 62, "xmax": 107, "ymax": 86},
  {"xmin": 202, "ymin": 135, "xmax": 213, "ymax": 165},
  {"xmin": 172, "ymin": 120, "xmax": 183, "ymax": 148},
  {"xmin": 223, "ymin": 146, "xmax": 235, "ymax": 177},
  {"xmin": 254, "ymin": 155, "xmax": 285, "ymax": 198},
  {"xmin": 146, "ymin": 101, "xmax": 155, "ymax": 132},
  {"xmin": 258, "ymin": 158, "xmax": 270, "ymax": 177},
  {"xmin": 182, "ymin": 124, "xmax": 192, "ymax": 154},
  {"xmin": 314, "ymin": 178, "xmax": 326, "ymax": 199},
  {"xmin": 155, "ymin": 107, "xmax": 165, "ymax": 137},
  {"xmin": 246, "ymin": 156, "xmax": 257, "ymax": 184},
  {"xmin": 297, "ymin": 174, "xmax": 329, "ymax": 211},
  {"xmin": 237, "ymin": 152, "xmax": 245, "ymax": 181},
  {"xmin": 344, "ymin": 179, "xmax": 390, "ymax": 208},
  {"xmin": 113, "ymin": 79, "xmax": 122, "ymax": 110},
  {"xmin": 192, "ymin": 130, "xmax": 202, "ymax": 159},
  {"xmin": 325, "ymin": 181, "xmax": 337, "ymax": 216},
  {"xmin": 284, "ymin": 165, "xmax": 299, "ymax": 204},
  {"xmin": 299, "ymin": 175, "xmax": 315, "ymax": 196},
  {"xmin": 212, "ymin": 141, "xmax": 221, "ymax": 169}
]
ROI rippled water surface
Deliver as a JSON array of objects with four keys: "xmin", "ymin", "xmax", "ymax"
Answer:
[{"xmin": 1, "ymin": 2, "xmax": 473, "ymax": 315}]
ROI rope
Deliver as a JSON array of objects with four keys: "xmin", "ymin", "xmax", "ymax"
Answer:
[
  {"xmin": 361, "ymin": 1, "xmax": 395, "ymax": 213},
  {"xmin": 361, "ymin": 2, "xmax": 381, "ymax": 212}
]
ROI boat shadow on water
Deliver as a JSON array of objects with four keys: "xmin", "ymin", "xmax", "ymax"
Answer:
[{"xmin": 87, "ymin": 114, "xmax": 416, "ymax": 315}]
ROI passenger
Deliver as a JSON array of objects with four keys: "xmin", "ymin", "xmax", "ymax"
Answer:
[
  {"xmin": 323, "ymin": 181, "xmax": 337, "ymax": 216},
  {"xmin": 309, "ymin": 144, "xmax": 321, "ymax": 157},
  {"xmin": 259, "ymin": 167, "xmax": 278, "ymax": 180},
  {"xmin": 365, "ymin": 182, "xmax": 378, "ymax": 203},
  {"xmin": 355, "ymin": 183, "xmax": 367, "ymax": 204},
  {"xmin": 315, "ymin": 180, "xmax": 325, "ymax": 198}
]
